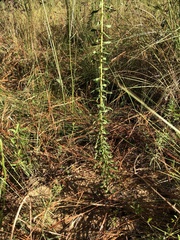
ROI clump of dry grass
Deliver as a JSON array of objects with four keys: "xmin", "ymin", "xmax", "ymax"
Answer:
[{"xmin": 0, "ymin": 0, "xmax": 179, "ymax": 239}]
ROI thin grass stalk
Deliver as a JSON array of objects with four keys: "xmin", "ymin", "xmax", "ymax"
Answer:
[
  {"xmin": 0, "ymin": 139, "xmax": 7, "ymax": 227},
  {"xmin": 70, "ymin": 0, "xmax": 76, "ymax": 113},
  {"xmin": 41, "ymin": 0, "xmax": 66, "ymax": 104},
  {"xmin": 65, "ymin": 0, "xmax": 76, "ymax": 113},
  {"xmin": 115, "ymin": 79, "xmax": 180, "ymax": 136}
]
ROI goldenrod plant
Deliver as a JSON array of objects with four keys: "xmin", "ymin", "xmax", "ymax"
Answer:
[{"xmin": 94, "ymin": 0, "xmax": 114, "ymax": 188}]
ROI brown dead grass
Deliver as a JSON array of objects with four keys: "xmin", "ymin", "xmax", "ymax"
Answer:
[
  {"xmin": 0, "ymin": 102, "xmax": 179, "ymax": 239},
  {"xmin": 0, "ymin": 1, "xmax": 179, "ymax": 239}
]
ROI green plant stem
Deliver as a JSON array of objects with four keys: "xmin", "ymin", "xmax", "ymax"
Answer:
[{"xmin": 99, "ymin": 0, "xmax": 104, "ymax": 124}]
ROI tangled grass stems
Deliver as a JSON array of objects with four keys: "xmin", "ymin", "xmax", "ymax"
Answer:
[
  {"xmin": 0, "ymin": 1, "xmax": 179, "ymax": 239},
  {"xmin": 41, "ymin": 0, "xmax": 66, "ymax": 104}
]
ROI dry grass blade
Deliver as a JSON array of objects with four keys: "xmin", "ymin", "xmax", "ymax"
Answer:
[
  {"xmin": 136, "ymin": 174, "xmax": 180, "ymax": 215},
  {"xmin": 10, "ymin": 195, "xmax": 29, "ymax": 240}
]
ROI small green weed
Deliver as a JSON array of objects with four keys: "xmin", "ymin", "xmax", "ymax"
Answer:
[{"xmin": 9, "ymin": 123, "xmax": 32, "ymax": 177}]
